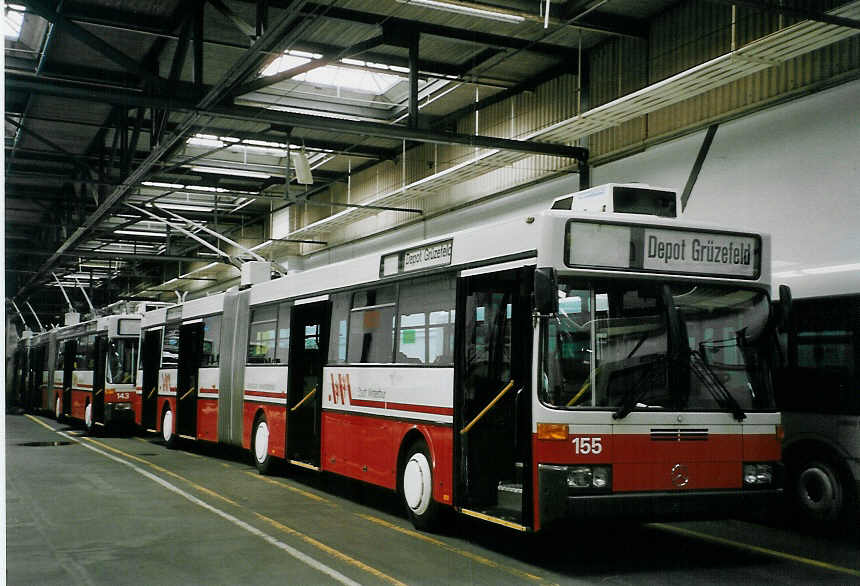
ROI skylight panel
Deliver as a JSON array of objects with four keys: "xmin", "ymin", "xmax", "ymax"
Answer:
[
  {"xmin": 4, "ymin": 3, "xmax": 25, "ymax": 40},
  {"xmin": 260, "ymin": 50, "xmax": 404, "ymax": 95}
]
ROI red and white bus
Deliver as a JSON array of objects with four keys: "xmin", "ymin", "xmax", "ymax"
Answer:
[
  {"xmin": 50, "ymin": 314, "xmax": 141, "ymax": 432},
  {"xmin": 137, "ymin": 183, "xmax": 783, "ymax": 532}
]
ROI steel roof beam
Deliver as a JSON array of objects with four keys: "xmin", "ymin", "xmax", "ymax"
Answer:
[
  {"xmin": 24, "ymin": 0, "xmax": 162, "ymax": 84},
  {"xmin": 6, "ymin": 72, "xmax": 585, "ymax": 159},
  {"xmin": 705, "ymin": 0, "xmax": 860, "ymax": 30},
  {"xmin": 16, "ymin": 0, "xmax": 315, "ymax": 299}
]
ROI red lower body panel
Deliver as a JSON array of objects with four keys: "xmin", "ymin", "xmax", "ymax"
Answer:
[
  {"xmin": 321, "ymin": 411, "xmax": 454, "ymax": 506},
  {"xmin": 242, "ymin": 402, "xmax": 286, "ymax": 458}
]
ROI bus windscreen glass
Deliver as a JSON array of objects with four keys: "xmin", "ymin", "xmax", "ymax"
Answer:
[{"xmin": 540, "ymin": 279, "xmax": 775, "ymax": 412}]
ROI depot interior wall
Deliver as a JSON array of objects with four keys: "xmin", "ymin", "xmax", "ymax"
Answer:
[
  {"xmin": 300, "ymin": 80, "xmax": 858, "ymax": 291},
  {"xmin": 592, "ymin": 79, "xmax": 860, "ymax": 296}
]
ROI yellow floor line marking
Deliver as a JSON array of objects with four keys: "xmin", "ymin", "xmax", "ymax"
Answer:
[
  {"xmin": 254, "ymin": 512, "xmax": 406, "ymax": 586},
  {"xmin": 25, "ymin": 414, "xmax": 57, "ymax": 432},
  {"xmin": 83, "ymin": 438, "xmax": 242, "ymax": 508},
  {"xmin": 23, "ymin": 418, "xmax": 401, "ymax": 586},
  {"xmin": 243, "ymin": 471, "xmax": 331, "ymax": 504},
  {"xmin": 356, "ymin": 514, "xmax": 553, "ymax": 585},
  {"xmin": 651, "ymin": 523, "xmax": 860, "ymax": 577}
]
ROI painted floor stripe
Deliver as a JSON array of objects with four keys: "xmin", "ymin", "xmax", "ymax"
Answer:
[
  {"xmin": 355, "ymin": 513, "xmax": 554, "ymax": 585},
  {"xmin": 243, "ymin": 471, "xmax": 331, "ymax": 504},
  {"xmin": 22, "ymin": 416, "xmax": 390, "ymax": 585},
  {"xmin": 651, "ymin": 523, "xmax": 860, "ymax": 577},
  {"xmin": 58, "ymin": 431, "xmax": 361, "ymax": 585}
]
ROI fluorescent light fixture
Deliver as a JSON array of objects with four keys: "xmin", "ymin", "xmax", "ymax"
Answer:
[
  {"xmin": 397, "ymin": 0, "xmax": 525, "ymax": 23},
  {"xmin": 154, "ymin": 203, "xmax": 214, "ymax": 213},
  {"xmin": 114, "ymin": 229, "xmax": 168, "ymax": 238},
  {"xmin": 142, "ymin": 181, "xmax": 185, "ymax": 189},
  {"xmin": 191, "ymin": 165, "xmax": 271, "ymax": 179}
]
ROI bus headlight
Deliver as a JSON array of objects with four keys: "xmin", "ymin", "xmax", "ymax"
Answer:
[
  {"xmin": 743, "ymin": 463, "xmax": 773, "ymax": 486},
  {"xmin": 566, "ymin": 465, "xmax": 612, "ymax": 491}
]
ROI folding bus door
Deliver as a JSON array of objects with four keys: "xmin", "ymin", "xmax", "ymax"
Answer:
[
  {"xmin": 286, "ymin": 301, "xmax": 331, "ymax": 469},
  {"xmin": 62, "ymin": 340, "xmax": 75, "ymax": 418},
  {"xmin": 455, "ymin": 267, "xmax": 533, "ymax": 529},
  {"xmin": 140, "ymin": 329, "xmax": 162, "ymax": 431},
  {"xmin": 92, "ymin": 335, "xmax": 108, "ymax": 428},
  {"xmin": 176, "ymin": 322, "xmax": 203, "ymax": 438}
]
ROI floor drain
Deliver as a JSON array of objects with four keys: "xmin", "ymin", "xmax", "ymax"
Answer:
[{"xmin": 17, "ymin": 441, "xmax": 75, "ymax": 447}]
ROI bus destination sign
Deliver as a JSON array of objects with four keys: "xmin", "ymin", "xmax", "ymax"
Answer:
[
  {"xmin": 566, "ymin": 221, "xmax": 760, "ymax": 279},
  {"xmin": 380, "ymin": 239, "xmax": 453, "ymax": 277}
]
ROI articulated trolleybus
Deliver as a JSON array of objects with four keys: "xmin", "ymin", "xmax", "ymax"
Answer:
[
  {"xmin": 10, "ymin": 312, "xmax": 141, "ymax": 430},
  {"xmin": 137, "ymin": 183, "xmax": 783, "ymax": 532}
]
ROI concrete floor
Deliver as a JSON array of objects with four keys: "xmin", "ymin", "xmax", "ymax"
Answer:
[{"xmin": 6, "ymin": 413, "xmax": 859, "ymax": 585}]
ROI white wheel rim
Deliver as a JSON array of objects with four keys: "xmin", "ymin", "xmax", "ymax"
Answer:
[
  {"xmin": 254, "ymin": 421, "xmax": 269, "ymax": 464},
  {"xmin": 55, "ymin": 398, "xmax": 61, "ymax": 419},
  {"xmin": 162, "ymin": 410, "xmax": 173, "ymax": 443},
  {"xmin": 403, "ymin": 452, "xmax": 432, "ymax": 515},
  {"xmin": 85, "ymin": 403, "xmax": 92, "ymax": 427}
]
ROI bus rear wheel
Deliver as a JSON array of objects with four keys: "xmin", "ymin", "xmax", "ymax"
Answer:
[
  {"xmin": 792, "ymin": 453, "xmax": 854, "ymax": 527},
  {"xmin": 162, "ymin": 407, "xmax": 177, "ymax": 449},
  {"xmin": 251, "ymin": 416, "xmax": 272, "ymax": 474},
  {"xmin": 401, "ymin": 441, "xmax": 441, "ymax": 531}
]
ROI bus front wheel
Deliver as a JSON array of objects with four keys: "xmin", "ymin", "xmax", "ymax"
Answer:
[
  {"xmin": 251, "ymin": 415, "xmax": 272, "ymax": 474},
  {"xmin": 792, "ymin": 453, "xmax": 854, "ymax": 526},
  {"xmin": 84, "ymin": 402, "xmax": 96, "ymax": 435},
  {"xmin": 162, "ymin": 408, "xmax": 177, "ymax": 449},
  {"xmin": 401, "ymin": 441, "xmax": 440, "ymax": 531}
]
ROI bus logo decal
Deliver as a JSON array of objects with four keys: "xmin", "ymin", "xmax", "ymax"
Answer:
[
  {"xmin": 330, "ymin": 373, "xmax": 352, "ymax": 405},
  {"xmin": 671, "ymin": 463, "xmax": 689, "ymax": 488}
]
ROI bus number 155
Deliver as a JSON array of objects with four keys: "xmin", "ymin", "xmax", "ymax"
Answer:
[{"xmin": 572, "ymin": 437, "xmax": 603, "ymax": 455}]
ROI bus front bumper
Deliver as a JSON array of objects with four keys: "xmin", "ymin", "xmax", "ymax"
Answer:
[
  {"xmin": 104, "ymin": 402, "xmax": 135, "ymax": 426},
  {"xmin": 540, "ymin": 468, "xmax": 783, "ymax": 526}
]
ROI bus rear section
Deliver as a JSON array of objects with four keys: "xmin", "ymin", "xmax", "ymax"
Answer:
[{"xmin": 775, "ymin": 288, "xmax": 859, "ymax": 528}]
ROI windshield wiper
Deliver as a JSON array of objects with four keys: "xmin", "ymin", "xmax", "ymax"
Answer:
[
  {"xmin": 612, "ymin": 357, "xmax": 666, "ymax": 420},
  {"xmin": 688, "ymin": 351, "xmax": 746, "ymax": 421}
]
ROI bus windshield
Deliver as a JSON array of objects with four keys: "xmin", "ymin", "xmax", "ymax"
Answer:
[
  {"xmin": 540, "ymin": 279, "xmax": 775, "ymax": 412},
  {"xmin": 108, "ymin": 338, "xmax": 137, "ymax": 385}
]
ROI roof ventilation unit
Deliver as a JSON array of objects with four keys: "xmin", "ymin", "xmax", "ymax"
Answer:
[
  {"xmin": 551, "ymin": 183, "xmax": 678, "ymax": 218},
  {"xmin": 241, "ymin": 261, "xmax": 272, "ymax": 287}
]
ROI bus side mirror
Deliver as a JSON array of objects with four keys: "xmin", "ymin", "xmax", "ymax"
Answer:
[
  {"xmin": 777, "ymin": 284, "xmax": 793, "ymax": 330},
  {"xmin": 534, "ymin": 267, "xmax": 558, "ymax": 315}
]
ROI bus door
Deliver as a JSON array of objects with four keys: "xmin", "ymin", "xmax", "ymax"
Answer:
[
  {"xmin": 62, "ymin": 340, "xmax": 75, "ymax": 418},
  {"xmin": 177, "ymin": 322, "xmax": 203, "ymax": 438},
  {"xmin": 286, "ymin": 301, "xmax": 331, "ymax": 469},
  {"xmin": 141, "ymin": 330, "xmax": 162, "ymax": 431},
  {"xmin": 27, "ymin": 346, "xmax": 44, "ymax": 412},
  {"xmin": 456, "ymin": 268, "xmax": 533, "ymax": 528},
  {"xmin": 92, "ymin": 335, "xmax": 108, "ymax": 426}
]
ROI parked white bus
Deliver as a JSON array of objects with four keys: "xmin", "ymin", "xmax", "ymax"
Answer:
[{"xmin": 136, "ymin": 183, "xmax": 784, "ymax": 532}]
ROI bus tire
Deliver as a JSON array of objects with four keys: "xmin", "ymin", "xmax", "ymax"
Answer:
[
  {"xmin": 401, "ymin": 441, "xmax": 440, "ymax": 531},
  {"xmin": 251, "ymin": 415, "xmax": 272, "ymax": 474},
  {"xmin": 84, "ymin": 402, "xmax": 96, "ymax": 435},
  {"xmin": 162, "ymin": 407, "xmax": 177, "ymax": 449},
  {"xmin": 791, "ymin": 453, "xmax": 855, "ymax": 527}
]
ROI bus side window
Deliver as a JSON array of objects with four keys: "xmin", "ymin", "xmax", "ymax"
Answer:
[
  {"xmin": 328, "ymin": 293, "xmax": 351, "ymax": 364},
  {"xmin": 396, "ymin": 274, "xmax": 456, "ymax": 366},
  {"xmin": 347, "ymin": 287, "xmax": 396, "ymax": 364}
]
